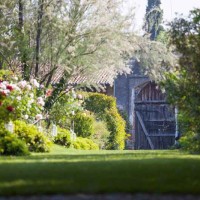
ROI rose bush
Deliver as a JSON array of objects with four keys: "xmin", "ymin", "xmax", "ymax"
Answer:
[{"xmin": 0, "ymin": 74, "xmax": 45, "ymax": 123}]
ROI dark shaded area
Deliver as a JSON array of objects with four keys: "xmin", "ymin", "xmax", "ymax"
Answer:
[{"xmin": 0, "ymin": 152, "xmax": 200, "ymax": 196}]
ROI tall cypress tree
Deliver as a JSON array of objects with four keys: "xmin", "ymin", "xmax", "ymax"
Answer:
[{"xmin": 143, "ymin": 0, "xmax": 163, "ymax": 40}]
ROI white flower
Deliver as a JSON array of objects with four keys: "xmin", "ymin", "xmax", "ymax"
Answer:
[
  {"xmin": 71, "ymin": 52, "xmax": 75, "ymax": 57},
  {"xmin": 35, "ymin": 114, "xmax": 43, "ymax": 120},
  {"xmin": 67, "ymin": 46, "xmax": 76, "ymax": 53},
  {"xmin": 37, "ymin": 97, "xmax": 45, "ymax": 106},
  {"xmin": 26, "ymin": 85, "xmax": 32, "ymax": 90},
  {"xmin": 12, "ymin": 84, "xmax": 20, "ymax": 91},
  {"xmin": 16, "ymin": 96, "xmax": 21, "ymax": 101},
  {"xmin": 29, "ymin": 93, "xmax": 34, "ymax": 98},
  {"xmin": 72, "ymin": 93, "xmax": 77, "ymax": 99},
  {"xmin": 3, "ymin": 81, "xmax": 8, "ymax": 85},
  {"xmin": 18, "ymin": 80, "xmax": 27, "ymax": 89},
  {"xmin": 27, "ymin": 103, "xmax": 31, "ymax": 108},
  {"xmin": 3, "ymin": 89, "xmax": 10, "ymax": 95},
  {"xmin": 38, "ymin": 101, "xmax": 45, "ymax": 106},
  {"xmin": 28, "ymin": 99, "xmax": 34, "ymax": 104},
  {"xmin": 77, "ymin": 94, "xmax": 83, "ymax": 100},
  {"xmin": 0, "ymin": 83, "xmax": 7, "ymax": 90},
  {"xmin": 24, "ymin": 115, "xmax": 29, "ymax": 119},
  {"xmin": 40, "ymin": 84, "xmax": 44, "ymax": 89},
  {"xmin": 37, "ymin": 97, "xmax": 43, "ymax": 102},
  {"xmin": 30, "ymin": 79, "xmax": 40, "ymax": 88},
  {"xmin": 12, "ymin": 76, "xmax": 18, "ymax": 81}
]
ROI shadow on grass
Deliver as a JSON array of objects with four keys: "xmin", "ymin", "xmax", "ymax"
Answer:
[
  {"xmin": 0, "ymin": 156, "xmax": 200, "ymax": 196},
  {"xmin": 0, "ymin": 147, "xmax": 200, "ymax": 196}
]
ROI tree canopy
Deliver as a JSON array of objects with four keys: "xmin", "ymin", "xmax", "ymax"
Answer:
[
  {"xmin": 0, "ymin": 0, "xmax": 175, "ymax": 110},
  {"xmin": 0, "ymin": 0, "xmax": 137, "ymax": 84},
  {"xmin": 165, "ymin": 9, "xmax": 200, "ymax": 137}
]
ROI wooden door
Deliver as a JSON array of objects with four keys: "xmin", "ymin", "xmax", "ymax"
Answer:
[{"xmin": 134, "ymin": 82, "xmax": 175, "ymax": 149}]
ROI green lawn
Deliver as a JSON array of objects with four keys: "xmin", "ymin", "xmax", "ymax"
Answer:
[{"xmin": 0, "ymin": 145, "xmax": 200, "ymax": 196}]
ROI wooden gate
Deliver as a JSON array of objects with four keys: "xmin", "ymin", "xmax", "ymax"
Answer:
[{"xmin": 134, "ymin": 81, "xmax": 175, "ymax": 149}]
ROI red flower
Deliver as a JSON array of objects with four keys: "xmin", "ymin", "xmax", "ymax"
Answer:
[
  {"xmin": 6, "ymin": 106, "xmax": 14, "ymax": 112},
  {"xmin": 6, "ymin": 85, "xmax": 14, "ymax": 91},
  {"xmin": 45, "ymin": 89, "xmax": 52, "ymax": 97},
  {"xmin": 1, "ymin": 91, "xmax": 6, "ymax": 97}
]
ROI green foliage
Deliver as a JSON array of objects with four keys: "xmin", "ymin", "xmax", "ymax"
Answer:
[
  {"xmin": 105, "ymin": 108, "xmax": 126, "ymax": 150},
  {"xmin": 156, "ymin": 30, "xmax": 170, "ymax": 45},
  {"xmin": 73, "ymin": 137, "xmax": 99, "ymax": 150},
  {"xmin": 0, "ymin": 70, "xmax": 14, "ymax": 81},
  {"xmin": 0, "ymin": 127, "xmax": 29, "ymax": 156},
  {"xmin": 73, "ymin": 112, "xmax": 95, "ymax": 138},
  {"xmin": 91, "ymin": 120, "xmax": 110, "ymax": 149},
  {"xmin": 0, "ymin": 0, "xmax": 137, "ymax": 96},
  {"xmin": 134, "ymin": 35, "xmax": 176, "ymax": 82},
  {"xmin": 144, "ymin": 0, "xmax": 163, "ymax": 40},
  {"xmin": 48, "ymin": 90, "xmax": 83, "ymax": 129},
  {"xmin": 14, "ymin": 120, "xmax": 52, "ymax": 152},
  {"xmin": 162, "ymin": 9, "xmax": 200, "ymax": 149},
  {"xmin": 118, "ymin": 109, "xmax": 132, "ymax": 134},
  {"xmin": 84, "ymin": 93, "xmax": 126, "ymax": 150},
  {"xmin": 84, "ymin": 92, "xmax": 115, "ymax": 114},
  {"xmin": 179, "ymin": 132, "xmax": 200, "ymax": 154},
  {"xmin": 54, "ymin": 127, "xmax": 71, "ymax": 148}
]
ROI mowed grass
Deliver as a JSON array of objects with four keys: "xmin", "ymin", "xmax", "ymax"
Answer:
[{"xmin": 0, "ymin": 145, "xmax": 200, "ymax": 196}]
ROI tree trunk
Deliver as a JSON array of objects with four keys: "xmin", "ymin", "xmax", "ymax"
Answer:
[
  {"xmin": 0, "ymin": 60, "xmax": 3, "ymax": 70},
  {"xmin": 45, "ymin": 67, "xmax": 56, "ymax": 88},
  {"xmin": 18, "ymin": 0, "xmax": 30, "ymax": 80},
  {"xmin": 35, "ymin": 0, "xmax": 44, "ymax": 78},
  {"xmin": 44, "ymin": 72, "xmax": 72, "ymax": 111}
]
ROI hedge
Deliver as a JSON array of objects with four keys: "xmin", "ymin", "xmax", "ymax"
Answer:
[{"xmin": 84, "ymin": 92, "xmax": 126, "ymax": 150}]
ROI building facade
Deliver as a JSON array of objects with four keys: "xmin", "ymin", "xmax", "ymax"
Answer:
[{"xmin": 114, "ymin": 60, "xmax": 176, "ymax": 149}]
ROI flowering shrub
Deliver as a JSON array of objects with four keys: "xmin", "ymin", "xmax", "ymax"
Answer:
[
  {"xmin": 0, "ymin": 73, "xmax": 45, "ymax": 123},
  {"xmin": 48, "ymin": 89, "xmax": 83, "ymax": 129}
]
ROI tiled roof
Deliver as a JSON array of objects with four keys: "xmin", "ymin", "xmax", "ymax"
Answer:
[
  {"xmin": 69, "ymin": 70, "xmax": 115, "ymax": 85},
  {"xmin": 51, "ymin": 68, "xmax": 117, "ymax": 86}
]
